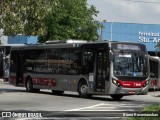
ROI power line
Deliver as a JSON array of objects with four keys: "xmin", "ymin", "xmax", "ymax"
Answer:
[{"xmin": 124, "ymin": 0, "xmax": 160, "ymax": 4}]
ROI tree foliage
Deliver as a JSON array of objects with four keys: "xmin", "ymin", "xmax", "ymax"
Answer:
[
  {"xmin": 1, "ymin": 0, "xmax": 56, "ymax": 36},
  {"xmin": 155, "ymin": 43, "xmax": 160, "ymax": 56},
  {"xmin": 1, "ymin": 0, "xmax": 99, "ymax": 42}
]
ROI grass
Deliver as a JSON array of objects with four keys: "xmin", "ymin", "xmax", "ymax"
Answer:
[
  {"xmin": 126, "ymin": 104, "xmax": 160, "ymax": 120},
  {"xmin": 143, "ymin": 104, "xmax": 160, "ymax": 111}
]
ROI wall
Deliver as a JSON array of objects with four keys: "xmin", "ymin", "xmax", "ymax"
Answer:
[{"xmin": 100, "ymin": 22, "xmax": 160, "ymax": 52}]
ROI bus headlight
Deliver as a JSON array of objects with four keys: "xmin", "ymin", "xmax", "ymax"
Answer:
[
  {"xmin": 112, "ymin": 79, "xmax": 121, "ymax": 87},
  {"xmin": 143, "ymin": 80, "xmax": 149, "ymax": 87},
  {"xmin": 146, "ymin": 80, "xmax": 149, "ymax": 85},
  {"xmin": 112, "ymin": 79, "xmax": 117, "ymax": 84}
]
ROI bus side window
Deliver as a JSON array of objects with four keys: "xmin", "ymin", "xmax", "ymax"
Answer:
[
  {"xmin": 69, "ymin": 49, "xmax": 81, "ymax": 75},
  {"xmin": 47, "ymin": 49, "xmax": 59, "ymax": 74}
]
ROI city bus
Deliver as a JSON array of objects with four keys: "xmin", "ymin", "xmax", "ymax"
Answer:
[
  {"xmin": 149, "ymin": 56, "xmax": 160, "ymax": 90},
  {"xmin": 0, "ymin": 46, "xmax": 10, "ymax": 79},
  {"xmin": 9, "ymin": 40, "xmax": 150, "ymax": 100}
]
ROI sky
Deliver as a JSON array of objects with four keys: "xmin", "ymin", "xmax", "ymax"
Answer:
[{"xmin": 87, "ymin": 0, "xmax": 160, "ymax": 24}]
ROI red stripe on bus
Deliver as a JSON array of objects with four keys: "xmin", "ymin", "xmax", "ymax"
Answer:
[
  {"xmin": 118, "ymin": 80, "xmax": 146, "ymax": 88},
  {"xmin": 32, "ymin": 78, "xmax": 56, "ymax": 87}
]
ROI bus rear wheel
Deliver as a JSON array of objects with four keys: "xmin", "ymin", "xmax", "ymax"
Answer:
[
  {"xmin": 110, "ymin": 94, "xmax": 123, "ymax": 100},
  {"xmin": 78, "ymin": 81, "xmax": 92, "ymax": 98}
]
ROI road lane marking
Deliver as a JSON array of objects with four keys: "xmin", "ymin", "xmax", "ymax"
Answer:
[
  {"xmin": 67, "ymin": 109, "xmax": 135, "ymax": 111},
  {"xmin": 65, "ymin": 103, "xmax": 105, "ymax": 111},
  {"xmin": 65, "ymin": 103, "xmax": 143, "ymax": 111}
]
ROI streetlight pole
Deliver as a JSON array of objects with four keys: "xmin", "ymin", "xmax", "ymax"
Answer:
[
  {"xmin": 100, "ymin": 22, "xmax": 103, "ymax": 41},
  {"xmin": 111, "ymin": 21, "xmax": 113, "ymax": 40}
]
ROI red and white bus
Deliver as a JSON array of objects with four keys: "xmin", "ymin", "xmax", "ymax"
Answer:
[
  {"xmin": 149, "ymin": 56, "xmax": 160, "ymax": 90},
  {"xmin": 9, "ymin": 40, "xmax": 150, "ymax": 100}
]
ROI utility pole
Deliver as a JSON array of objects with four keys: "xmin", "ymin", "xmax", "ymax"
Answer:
[
  {"xmin": 110, "ymin": 21, "xmax": 113, "ymax": 41},
  {"xmin": 99, "ymin": 22, "xmax": 103, "ymax": 41}
]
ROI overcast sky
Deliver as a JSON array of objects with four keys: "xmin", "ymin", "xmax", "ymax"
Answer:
[{"xmin": 87, "ymin": 0, "xmax": 160, "ymax": 24}]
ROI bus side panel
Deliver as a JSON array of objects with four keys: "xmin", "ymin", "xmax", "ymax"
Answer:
[{"xmin": 30, "ymin": 74, "xmax": 78, "ymax": 91}]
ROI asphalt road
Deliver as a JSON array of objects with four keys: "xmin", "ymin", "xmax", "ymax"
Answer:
[{"xmin": 0, "ymin": 82, "xmax": 160, "ymax": 119}]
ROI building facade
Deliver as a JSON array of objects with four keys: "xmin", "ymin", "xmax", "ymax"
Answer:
[{"xmin": 100, "ymin": 22, "xmax": 160, "ymax": 54}]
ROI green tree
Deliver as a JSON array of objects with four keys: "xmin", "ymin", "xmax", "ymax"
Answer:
[
  {"xmin": 1, "ymin": 0, "xmax": 56, "ymax": 35},
  {"xmin": 1, "ymin": 0, "xmax": 99, "ymax": 42},
  {"xmin": 155, "ymin": 43, "xmax": 160, "ymax": 56}
]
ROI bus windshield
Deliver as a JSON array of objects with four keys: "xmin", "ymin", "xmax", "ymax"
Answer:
[{"xmin": 113, "ymin": 50, "xmax": 148, "ymax": 77}]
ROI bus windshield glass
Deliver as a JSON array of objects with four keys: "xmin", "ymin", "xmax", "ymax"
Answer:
[{"xmin": 113, "ymin": 50, "xmax": 148, "ymax": 77}]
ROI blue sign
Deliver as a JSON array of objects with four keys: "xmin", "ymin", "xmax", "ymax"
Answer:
[{"xmin": 100, "ymin": 22, "xmax": 160, "ymax": 51}]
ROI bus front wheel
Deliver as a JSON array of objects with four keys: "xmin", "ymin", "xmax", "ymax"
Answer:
[
  {"xmin": 26, "ymin": 78, "xmax": 40, "ymax": 93},
  {"xmin": 78, "ymin": 81, "xmax": 92, "ymax": 98},
  {"xmin": 110, "ymin": 94, "xmax": 123, "ymax": 100}
]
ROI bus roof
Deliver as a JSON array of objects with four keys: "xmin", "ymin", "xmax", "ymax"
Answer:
[{"xmin": 10, "ymin": 40, "xmax": 146, "ymax": 50}]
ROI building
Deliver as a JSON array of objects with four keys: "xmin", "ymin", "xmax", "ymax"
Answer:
[
  {"xmin": 100, "ymin": 22, "xmax": 160, "ymax": 55},
  {"xmin": 0, "ymin": 35, "xmax": 38, "ymax": 45},
  {"xmin": 8, "ymin": 35, "xmax": 38, "ymax": 45}
]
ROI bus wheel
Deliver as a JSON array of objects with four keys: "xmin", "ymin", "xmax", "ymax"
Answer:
[
  {"xmin": 78, "ymin": 81, "xmax": 92, "ymax": 98},
  {"xmin": 110, "ymin": 95, "xmax": 123, "ymax": 100},
  {"xmin": 52, "ymin": 90, "xmax": 64, "ymax": 95},
  {"xmin": 26, "ymin": 78, "xmax": 40, "ymax": 93},
  {"xmin": 26, "ymin": 79, "xmax": 33, "ymax": 92}
]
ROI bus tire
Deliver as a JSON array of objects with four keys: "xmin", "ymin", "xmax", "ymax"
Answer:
[
  {"xmin": 26, "ymin": 78, "xmax": 40, "ymax": 93},
  {"xmin": 110, "ymin": 94, "xmax": 123, "ymax": 100},
  {"xmin": 26, "ymin": 78, "xmax": 34, "ymax": 92},
  {"xmin": 52, "ymin": 90, "xmax": 64, "ymax": 95},
  {"xmin": 78, "ymin": 81, "xmax": 92, "ymax": 98}
]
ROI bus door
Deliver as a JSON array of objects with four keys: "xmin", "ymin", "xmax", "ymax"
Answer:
[
  {"xmin": 0, "ymin": 48, "xmax": 3, "ymax": 77},
  {"xmin": 95, "ymin": 50, "xmax": 109, "ymax": 91},
  {"xmin": 15, "ymin": 52, "xmax": 24, "ymax": 86},
  {"xmin": 0, "ymin": 47, "xmax": 10, "ymax": 78},
  {"xmin": 3, "ymin": 47, "xmax": 10, "ymax": 78}
]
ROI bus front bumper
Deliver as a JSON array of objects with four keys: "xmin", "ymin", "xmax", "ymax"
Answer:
[{"xmin": 111, "ymin": 86, "xmax": 149, "ymax": 95}]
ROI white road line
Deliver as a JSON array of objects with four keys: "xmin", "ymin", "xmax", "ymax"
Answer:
[
  {"xmin": 93, "ymin": 106, "xmax": 115, "ymax": 109},
  {"xmin": 65, "ymin": 103, "xmax": 105, "ymax": 111},
  {"xmin": 117, "ymin": 106, "xmax": 143, "ymax": 108},
  {"xmin": 66, "ymin": 109, "xmax": 135, "ymax": 111},
  {"xmin": 65, "ymin": 103, "xmax": 141, "ymax": 111}
]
